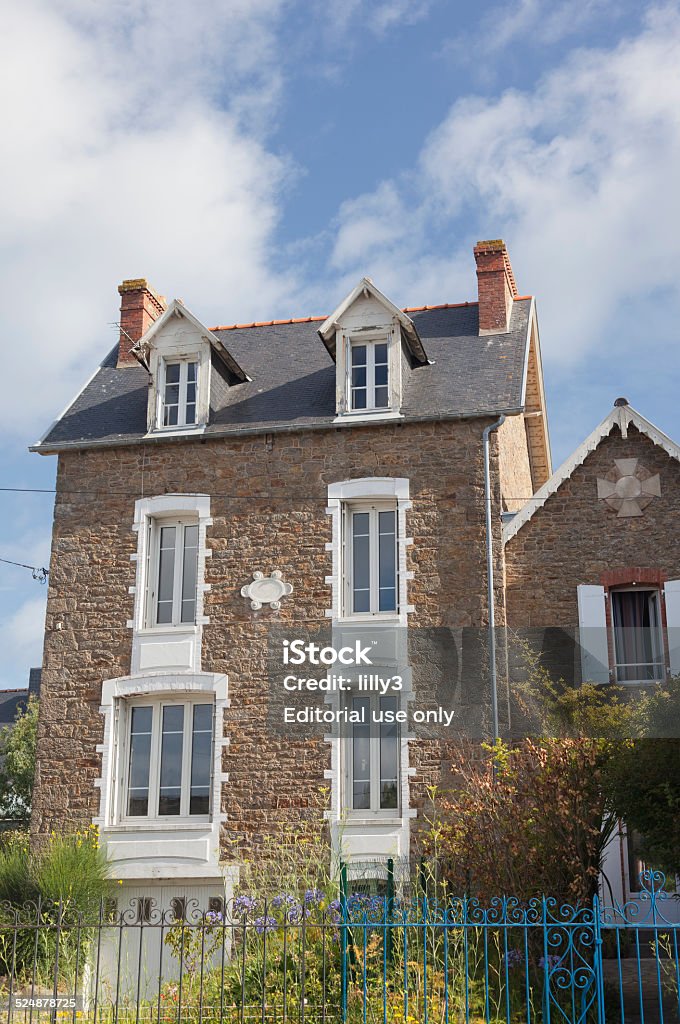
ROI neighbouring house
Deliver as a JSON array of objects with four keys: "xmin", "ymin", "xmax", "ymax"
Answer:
[
  {"xmin": 0, "ymin": 668, "xmax": 41, "ymax": 731},
  {"xmin": 28, "ymin": 240, "xmax": 679, "ymax": 917}
]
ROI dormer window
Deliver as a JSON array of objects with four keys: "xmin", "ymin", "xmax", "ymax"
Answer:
[
  {"xmin": 350, "ymin": 338, "xmax": 389, "ymax": 411},
  {"xmin": 317, "ymin": 277, "xmax": 429, "ymax": 423},
  {"xmin": 160, "ymin": 359, "xmax": 198, "ymax": 428}
]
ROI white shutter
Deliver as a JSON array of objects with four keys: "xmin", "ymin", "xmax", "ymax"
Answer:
[
  {"xmin": 663, "ymin": 580, "xmax": 680, "ymax": 677},
  {"xmin": 576, "ymin": 584, "xmax": 610, "ymax": 685}
]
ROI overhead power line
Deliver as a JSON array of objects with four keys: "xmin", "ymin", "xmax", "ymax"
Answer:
[
  {"xmin": 0, "ymin": 485, "xmax": 543, "ymax": 502},
  {"xmin": 0, "ymin": 556, "xmax": 49, "ymax": 584}
]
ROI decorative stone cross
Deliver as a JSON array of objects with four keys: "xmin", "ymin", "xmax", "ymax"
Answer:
[{"xmin": 597, "ymin": 458, "xmax": 661, "ymax": 517}]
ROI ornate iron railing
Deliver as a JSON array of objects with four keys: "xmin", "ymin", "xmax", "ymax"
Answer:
[{"xmin": 1, "ymin": 871, "xmax": 678, "ymax": 1023}]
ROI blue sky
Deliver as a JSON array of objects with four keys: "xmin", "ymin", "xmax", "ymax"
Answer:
[{"xmin": 1, "ymin": 0, "xmax": 680, "ymax": 689}]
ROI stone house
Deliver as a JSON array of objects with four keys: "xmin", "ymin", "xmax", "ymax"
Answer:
[{"xmin": 29, "ymin": 239, "xmax": 678, "ymax": 911}]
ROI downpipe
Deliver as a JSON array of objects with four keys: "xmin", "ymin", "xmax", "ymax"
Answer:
[{"xmin": 483, "ymin": 414, "xmax": 505, "ymax": 751}]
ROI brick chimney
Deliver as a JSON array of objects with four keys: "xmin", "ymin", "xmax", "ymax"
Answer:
[
  {"xmin": 117, "ymin": 279, "xmax": 166, "ymax": 367},
  {"xmin": 473, "ymin": 240, "xmax": 518, "ymax": 335}
]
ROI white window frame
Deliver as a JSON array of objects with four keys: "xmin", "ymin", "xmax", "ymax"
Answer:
[
  {"xmin": 348, "ymin": 335, "xmax": 390, "ymax": 413},
  {"xmin": 326, "ymin": 478, "xmax": 413, "ymax": 626},
  {"xmin": 344, "ymin": 501, "xmax": 398, "ymax": 618},
  {"xmin": 610, "ymin": 586, "xmax": 665, "ymax": 685},
  {"xmin": 145, "ymin": 517, "xmax": 199, "ymax": 629},
  {"xmin": 120, "ymin": 695, "xmax": 214, "ymax": 824},
  {"xmin": 344, "ymin": 691, "xmax": 401, "ymax": 817},
  {"xmin": 158, "ymin": 358, "xmax": 199, "ymax": 430}
]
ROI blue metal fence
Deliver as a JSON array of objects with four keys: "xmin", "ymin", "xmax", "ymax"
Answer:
[{"xmin": 1, "ymin": 871, "xmax": 678, "ymax": 1023}]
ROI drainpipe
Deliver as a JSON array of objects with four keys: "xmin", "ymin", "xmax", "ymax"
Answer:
[{"xmin": 483, "ymin": 414, "xmax": 505, "ymax": 750}]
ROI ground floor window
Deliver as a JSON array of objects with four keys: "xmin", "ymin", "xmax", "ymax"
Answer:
[
  {"xmin": 346, "ymin": 694, "xmax": 400, "ymax": 813},
  {"xmin": 611, "ymin": 587, "xmax": 664, "ymax": 683},
  {"xmin": 124, "ymin": 698, "xmax": 213, "ymax": 821}
]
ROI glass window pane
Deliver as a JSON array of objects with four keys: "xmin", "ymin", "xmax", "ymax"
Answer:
[
  {"xmin": 187, "ymin": 362, "xmax": 197, "ymax": 383},
  {"xmin": 374, "ymin": 365, "xmax": 388, "ymax": 387},
  {"xmin": 380, "ymin": 696, "xmax": 399, "ymax": 809},
  {"xmin": 127, "ymin": 707, "xmax": 152, "ymax": 816},
  {"xmin": 378, "ymin": 511, "xmax": 397, "ymax": 612},
  {"xmin": 352, "ymin": 697, "xmax": 370, "ymax": 810},
  {"xmin": 185, "ymin": 403, "xmax": 196, "ymax": 425},
  {"xmin": 186, "ymin": 382, "xmax": 196, "ymax": 404},
  {"xmin": 159, "ymin": 704, "xmax": 184, "ymax": 816},
  {"xmin": 181, "ymin": 524, "xmax": 199, "ymax": 623},
  {"xmin": 374, "ymin": 387, "xmax": 389, "ymax": 408},
  {"xmin": 352, "ymin": 512, "xmax": 370, "ymax": 613},
  {"xmin": 190, "ymin": 704, "xmax": 212, "ymax": 816},
  {"xmin": 351, "ymin": 345, "xmax": 367, "ymax": 367},
  {"xmin": 156, "ymin": 526, "xmax": 176, "ymax": 624},
  {"xmin": 352, "ymin": 366, "xmax": 367, "ymax": 388},
  {"xmin": 352, "ymin": 388, "xmax": 367, "ymax": 410},
  {"xmin": 374, "ymin": 343, "xmax": 388, "ymax": 364},
  {"xmin": 163, "ymin": 400, "xmax": 179, "ymax": 427},
  {"xmin": 165, "ymin": 363, "xmax": 181, "ymax": 384}
]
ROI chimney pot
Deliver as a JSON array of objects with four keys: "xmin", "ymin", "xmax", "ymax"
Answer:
[
  {"xmin": 116, "ymin": 279, "xmax": 166, "ymax": 367},
  {"xmin": 473, "ymin": 239, "xmax": 518, "ymax": 335}
]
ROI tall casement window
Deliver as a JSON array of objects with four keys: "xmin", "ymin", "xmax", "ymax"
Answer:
[
  {"xmin": 350, "ymin": 339, "xmax": 389, "ymax": 411},
  {"xmin": 347, "ymin": 694, "xmax": 400, "ymax": 813},
  {"xmin": 160, "ymin": 359, "xmax": 198, "ymax": 428},
  {"xmin": 346, "ymin": 504, "xmax": 397, "ymax": 616},
  {"xmin": 125, "ymin": 699, "xmax": 213, "ymax": 820},
  {"xmin": 610, "ymin": 587, "xmax": 664, "ymax": 683},
  {"xmin": 146, "ymin": 519, "xmax": 199, "ymax": 627}
]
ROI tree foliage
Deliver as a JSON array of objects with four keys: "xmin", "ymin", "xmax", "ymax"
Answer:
[
  {"xmin": 424, "ymin": 641, "xmax": 680, "ymax": 904},
  {"xmin": 0, "ymin": 695, "xmax": 38, "ymax": 821}
]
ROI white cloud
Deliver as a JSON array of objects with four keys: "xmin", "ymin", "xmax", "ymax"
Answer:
[
  {"xmin": 328, "ymin": 5, "xmax": 680, "ymax": 362},
  {"xmin": 0, "ymin": 0, "xmax": 296, "ymax": 440},
  {"xmin": 0, "ymin": 596, "xmax": 47, "ymax": 688},
  {"xmin": 477, "ymin": 0, "xmax": 612, "ymax": 53}
]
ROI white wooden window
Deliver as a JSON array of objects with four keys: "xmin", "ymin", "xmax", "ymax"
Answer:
[
  {"xmin": 347, "ymin": 694, "xmax": 399, "ymax": 813},
  {"xmin": 344, "ymin": 503, "xmax": 398, "ymax": 616},
  {"xmin": 576, "ymin": 584, "xmax": 610, "ymax": 685},
  {"xmin": 160, "ymin": 359, "xmax": 198, "ymax": 428},
  {"xmin": 146, "ymin": 519, "xmax": 199, "ymax": 627},
  {"xmin": 349, "ymin": 339, "xmax": 389, "ymax": 411},
  {"xmin": 664, "ymin": 580, "xmax": 680, "ymax": 677},
  {"xmin": 610, "ymin": 588, "xmax": 664, "ymax": 683},
  {"xmin": 124, "ymin": 698, "xmax": 213, "ymax": 821}
]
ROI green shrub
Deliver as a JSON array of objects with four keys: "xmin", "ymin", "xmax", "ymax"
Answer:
[{"xmin": 0, "ymin": 826, "xmax": 112, "ymax": 981}]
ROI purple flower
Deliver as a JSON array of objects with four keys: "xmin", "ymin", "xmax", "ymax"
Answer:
[
  {"xmin": 304, "ymin": 888, "xmax": 324, "ymax": 906},
  {"xmin": 254, "ymin": 915, "xmax": 277, "ymax": 935},
  {"xmin": 286, "ymin": 903, "xmax": 303, "ymax": 924},
  {"xmin": 206, "ymin": 910, "xmax": 223, "ymax": 924},
  {"xmin": 539, "ymin": 955, "xmax": 561, "ymax": 971},
  {"xmin": 504, "ymin": 949, "xmax": 525, "ymax": 968},
  {"xmin": 271, "ymin": 894, "xmax": 297, "ymax": 910},
  {"xmin": 234, "ymin": 895, "xmax": 258, "ymax": 916}
]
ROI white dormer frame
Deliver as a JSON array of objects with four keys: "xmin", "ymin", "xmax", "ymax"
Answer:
[
  {"xmin": 318, "ymin": 278, "xmax": 428, "ymax": 423},
  {"xmin": 337, "ymin": 323, "xmax": 403, "ymax": 421},
  {"xmin": 130, "ymin": 299, "xmax": 248, "ymax": 437}
]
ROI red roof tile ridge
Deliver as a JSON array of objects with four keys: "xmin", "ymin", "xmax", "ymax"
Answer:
[{"xmin": 209, "ymin": 300, "xmax": 480, "ymax": 332}]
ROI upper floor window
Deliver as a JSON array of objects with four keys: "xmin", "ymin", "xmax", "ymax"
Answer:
[
  {"xmin": 160, "ymin": 359, "xmax": 198, "ymax": 428},
  {"xmin": 327, "ymin": 479, "xmax": 411, "ymax": 624},
  {"xmin": 147, "ymin": 518, "xmax": 199, "ymax": 627},
  {"xmin": 611, "ymin": 587, "xmax": 664, "ymax": 683},
  {"xmin": 346, "ymin": 503, "xmax": 397, "ymax": 616},
  {"xmin": 350, "ymin": 339, "xmax": 389, "ymax": 412},
  {"xmin": 125, "ymin": 697, "xmax": 213, "ymax": 820}
]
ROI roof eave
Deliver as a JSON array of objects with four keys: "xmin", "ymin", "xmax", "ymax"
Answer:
[{"xmin": 31, "ymin": 404, "xmax": 524, "ymax": 455}]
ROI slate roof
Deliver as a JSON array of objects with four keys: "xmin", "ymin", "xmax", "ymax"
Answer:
[
  {"xmin": 34, "ymin": 299, "xmax": 532, "ymax": 451},
  {"xmin": 0, "ymin": 669, "xmax": 40, "ymax": 726}
]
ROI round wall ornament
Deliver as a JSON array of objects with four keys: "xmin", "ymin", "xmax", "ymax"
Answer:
[{"xmin": 241, "ymin": 571, "xmax": 293, "ymax": 610}]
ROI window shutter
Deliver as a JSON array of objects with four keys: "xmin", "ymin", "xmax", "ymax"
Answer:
[
  {"xmin": 576, "ymin": 584, "xmax": 610, "ymax": 685},
  {"xmin": 663, "ymin": 580, "xmax": 680, "ymax": 677}
]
